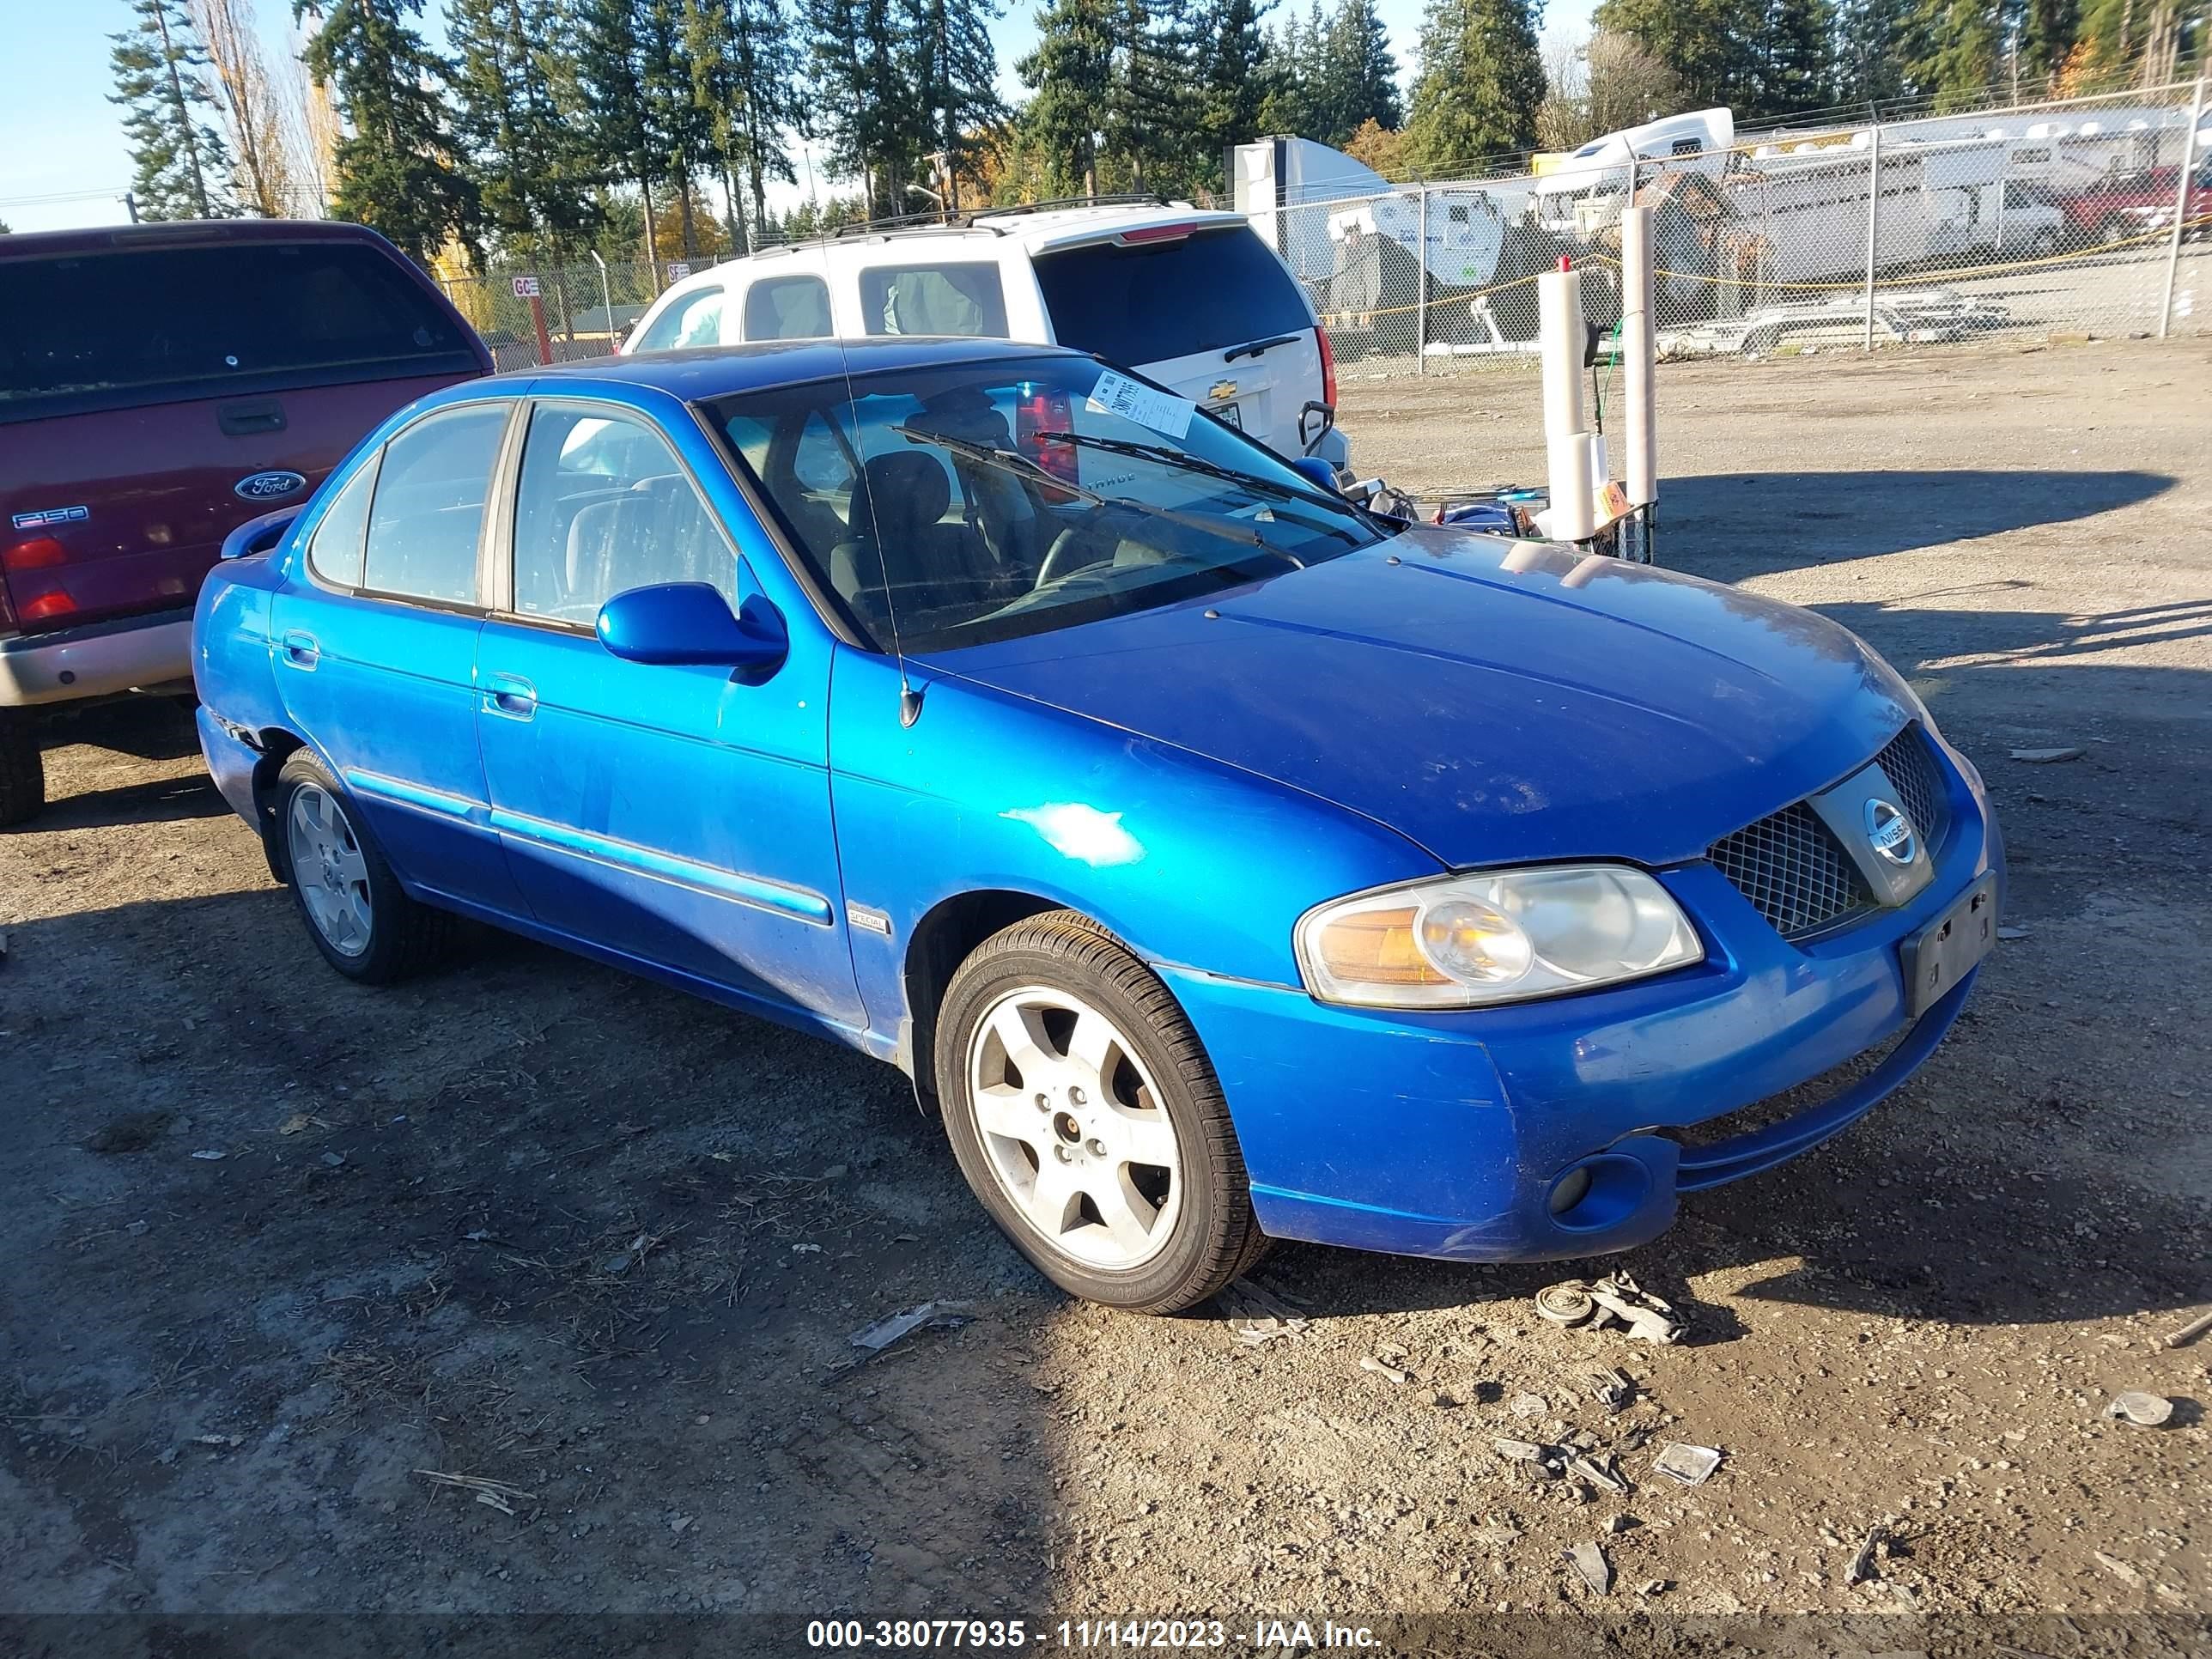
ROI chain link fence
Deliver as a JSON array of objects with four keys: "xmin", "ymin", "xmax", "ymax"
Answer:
[
  {"xmin": 437, "ymin": 258, "xmax": 675, "ymax": 373},
  {"xmin": 1267, "ymin": 77, "xmax": 2209, "ymax": 378}
]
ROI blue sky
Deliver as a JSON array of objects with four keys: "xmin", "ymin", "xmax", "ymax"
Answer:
[{"xmin": 4, "ymin": 0, "xmax": 1595, "ymax": 234}]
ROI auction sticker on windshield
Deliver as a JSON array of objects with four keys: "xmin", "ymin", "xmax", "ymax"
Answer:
[{"xmin": 1086, "ymin": 368, "xmax": 1193, "ymax": 439}]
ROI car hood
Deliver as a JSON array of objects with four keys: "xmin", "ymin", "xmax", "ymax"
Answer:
[{"xmin": 919, "ymin": 529, "xmax": 1918, "ymax": 870}]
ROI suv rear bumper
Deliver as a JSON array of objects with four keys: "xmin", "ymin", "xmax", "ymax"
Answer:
[{"xmin": 0, "ymin": 607, "xmax": 196, "ymax": 708}]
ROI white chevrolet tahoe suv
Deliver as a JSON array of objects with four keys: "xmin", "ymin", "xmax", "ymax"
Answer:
[{"xmin": 621, "ymin": 200, "xmax": 1350, "ymax": 471}]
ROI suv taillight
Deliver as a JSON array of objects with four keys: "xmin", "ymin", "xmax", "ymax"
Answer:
[
  {"xmin": 1014, "ymin": 382, "xmax": 1080, "ymax": 491},
  {"xmin": 1316, "ymin": 325, "xmax": 1337, "ymax": 408}
]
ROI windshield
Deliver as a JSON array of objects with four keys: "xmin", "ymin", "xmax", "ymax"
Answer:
[{"xmin": 707, "ymin": 356, "xmax": 1383, "ymax": 652}]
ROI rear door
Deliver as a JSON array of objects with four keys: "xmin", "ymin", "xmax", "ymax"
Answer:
[
  {"xmin": 1031, "ymin": 224, "xmax": 1323, "ymax": 459},
  {"xmin": 0, "ymin": 233, "xmax": 484, "ymax": 635}
]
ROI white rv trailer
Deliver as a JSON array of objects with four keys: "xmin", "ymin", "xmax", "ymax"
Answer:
[{"xmin": 1533, "ymin": 108, "xmax": 1735, "ymax": 235}]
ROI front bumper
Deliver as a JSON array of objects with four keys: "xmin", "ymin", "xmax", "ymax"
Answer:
[
  {"xmin": 1159, "ymin": 741, "xmax": 2001, "ymax": 1264},
  {"xmin": 0, "ymin": 607, "xmax": 196, "ymax": 708}
]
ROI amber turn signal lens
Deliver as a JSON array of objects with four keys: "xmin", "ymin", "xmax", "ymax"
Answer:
[{"xmin": 1313, "ymin": 906, "xmax": 1449, "ymax": 987}]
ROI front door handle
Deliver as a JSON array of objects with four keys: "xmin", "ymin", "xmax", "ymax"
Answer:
[
  {"xmin": 280, "ymin": 629, "xmax": 319, "ymax": 669},
  {"xmin": 483, "ymin": 672, "xmax": 537, "ymax": 720}
]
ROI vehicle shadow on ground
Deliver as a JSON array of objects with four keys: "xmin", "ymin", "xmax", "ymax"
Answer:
[{"xmin": 1662, "ymin": 469, "xmax": 2173, "ymax": 574}]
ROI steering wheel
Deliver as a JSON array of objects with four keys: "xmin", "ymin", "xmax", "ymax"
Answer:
[{"xmin": 1034, "ymin": 505, "xmax": 1135, "ymax": 588}]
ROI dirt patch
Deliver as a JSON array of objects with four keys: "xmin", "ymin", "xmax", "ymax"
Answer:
[{"xmin": 3, "ymin": 341, "xmax": 2206, "ymax": 1637}]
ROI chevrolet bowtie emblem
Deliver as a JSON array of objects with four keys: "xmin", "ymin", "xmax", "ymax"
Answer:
[{"xmin": 1208, "ymin": 380, "xmax": 1238, "ymax": 402}]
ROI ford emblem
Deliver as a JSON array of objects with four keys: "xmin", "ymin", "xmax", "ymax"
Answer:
[
  {"xmin": 234, "ymin": 470, "xmax": 307, "ymax": 501},
  {"xmin": 1864, "ymin": 798, "xmax": 1918, "ymax": 866}
]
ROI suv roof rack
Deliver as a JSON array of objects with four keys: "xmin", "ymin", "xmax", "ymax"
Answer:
[
  {"xmin": 817, "ymin": 192, "xmax": 1199, "ymax": 243},
  {"xmin": 970, "ymin": 192, "xmax": 1182, "ymax": 219}
]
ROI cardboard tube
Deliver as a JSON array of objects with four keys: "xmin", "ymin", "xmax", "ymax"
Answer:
[
  {"xmin": 1538, "ymin": 269, "xmax": 1586, "ymax": 441},
  {"xmin": 1547, "ymin": 427, "xmax": 1598, "ymax": 543},
  {"xmin": 1620, "ymin": 205, "xmax": 1657, "ymax": 507}
]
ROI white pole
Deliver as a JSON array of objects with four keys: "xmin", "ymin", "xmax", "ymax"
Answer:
[
  {"xmin": 1539, "ymin": 265, "xmax": 1596, "ymax": 542},
  {"xmin": 589, "ymin": 249, "xmax": 613, "ymax": 351},
  {"xmin": 1621, "ymin": 205, "xmax": 1658, "ymax": 511},
  {"xmin": 2158, "ymin": 77, "xmax": 2206, "ymax": 340},
  {"xmin": 1863, "ymin": 124, "xmax": 1881, "ymax": 352},
  {"xmin": 1416, "ymin": 186, "xmax": 1429, "ymax": 374}
]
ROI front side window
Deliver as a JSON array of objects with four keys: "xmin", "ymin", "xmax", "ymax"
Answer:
[
  {"xmin": 361, "ymin": 404, "xmax": 507, "ymax": 605},
  {"xmin": 306, "ymin": 455, "xmax": 379, "ymax": 587},
  {"xmin": 743, "ymin": 275, "xmax": 833, "ymax": 340},
  {"xmin": 509, "ymin": 404, "xmax": 732, "ymax": 624},
  {"xmin": 859, "ymin": 263, "xmax": 1008, "ymax": 337},
  {"xmin": 707, "ymin": 356, "xmax": 1384, "ymax": 653},
  {"xmin": 635, "ymin": 287, "xmax": 726, "ymax": 352}
]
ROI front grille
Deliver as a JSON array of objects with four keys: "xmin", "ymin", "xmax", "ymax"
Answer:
[
  {"xmin": 1873, "ymin": 725, "xmax": 1949, "ymax": 850},
  {"xmin": 1707, "ymin": 801, "xmax": 1872, "ymax": 939}
]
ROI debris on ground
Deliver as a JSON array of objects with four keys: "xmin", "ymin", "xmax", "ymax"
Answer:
[
  {"xmin": 1650, "ymin": 1443, "xmax": 1723, "ymax": 1486},
  {"xmin": 1846, "ymin": 1523, "xmax": 1883, "ymax": 1583},
  {"xmin": 1607, "ymin": 1513, "xmax": 1638, "ymax": 1534},
  {"xmin": 1536, "ymin": 1272, "xmax": 1686, "ymax": 1345},
  {"xmin": 276, "ymin": 1113, "xmax": 328, "ymax": 1135},
  {"xmin": 2009, "ymin": 746, "xmax": 2085, "ymax": 763},
  {"xmin": 1510, "ymin": 1391, "xmax": 1548, "ymax": 1416},
  {"xmin": 189, "ymin": 1150, "xmax": 227, "ymax": 1161},
  {"xmin": 2162, "ymin": 1309, "xmax": 2212, "ymax": 1349},
  {"xmin": 1638, "ymin": 1579, "xmax": 1668, "ymax": 1597},
  {"xmin": 1587, "ymin": 1368, "xmax": 1634, "ymax": 1412},
  {"xmin": 1359, "ymin": 1355, "xmax": 1411, "ymax": 1384},
  {"xmin": 319, "ymin": 1152, "xmax": 346, "ymax": 1169},
  {"xmin": 1565, "ymin": 1540, "xmax": 1613, "ymax": 1595},
  {"xmin": 2094, "ymin": 1551, "xmax": 2147, "ymax": 1588},
  {"xmin": 1220, "ymin": 1279, "xmax": 1311, "ymax": 1347},
  {"xmin": 1568, "ymin": 1452, "xmax": 1630, "ymax": 1494},
  {"xmin": 192, "ymin": 1433, "xmax": 241, "ymax": 1448},
  {"xmin": 844, "ymin": 1301, "xmax": 978, "ymax": 1361},
  {"xmin": 413, "ymin": 1469, "xmax": 536, "ymax": 1516},
  {"xmin": 2104, "ymin": 1390, "xmax": 2175, "ymax": 1426},
  {"xmin": 1997, "ymin": 926, "xmax": 2032, "ymax": 940}
]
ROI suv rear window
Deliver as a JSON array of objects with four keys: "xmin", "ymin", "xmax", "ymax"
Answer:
[
  {"xmin": 0, "ymin": 240, "xmax": 479, "ymax": 423},
  {"xmin": 1035, "ymin": 227, "xmax": 1312, "ymax": 366}
]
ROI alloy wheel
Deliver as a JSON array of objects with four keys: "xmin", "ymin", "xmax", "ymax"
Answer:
[
  {"xmin": 286, "ymin": 782, "xmax": 374, "ymax": 957},
  {"xmin": 965, "ymin": 984, "xmax": 1182, "ymax": 1270}
]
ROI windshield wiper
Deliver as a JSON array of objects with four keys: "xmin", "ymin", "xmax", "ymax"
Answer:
[
  {"xmin": 895, "ymin": 427, "xmax": 1269, "ymax": 550},
  {"xmin": 1030, "ymin": 430, "xmax": 1369, "ymax": 538}
]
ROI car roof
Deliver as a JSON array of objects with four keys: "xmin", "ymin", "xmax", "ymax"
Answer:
[
  {"xmin": 0, "ymin": 216, "xmax": 404, "ymax": 261},
  {"xmin": 510, "ymin": 336, "xmax": 1085, "ymax": 402}
]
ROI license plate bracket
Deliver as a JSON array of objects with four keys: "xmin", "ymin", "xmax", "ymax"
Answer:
[
  {"xmin": 1900, "ymin": 872, "xmax": 1998, "ymax": 1018},
  {"xmin": 1215, "ymin": 401, "xmax": 1243, "ymax": 428}
]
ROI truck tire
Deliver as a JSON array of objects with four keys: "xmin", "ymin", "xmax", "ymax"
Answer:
[{"xmin": 0, "ymin": 715, "xmax": 45, "ymax": 829}]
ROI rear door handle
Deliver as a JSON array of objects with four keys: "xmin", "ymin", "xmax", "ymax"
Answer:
[
  {"xmin": 280, "ymin": 629, "xmax": 319, "ymax": 669},
  {"xmin": 483, "ymin": 672, "xmax": 537, "ymax": 720}
]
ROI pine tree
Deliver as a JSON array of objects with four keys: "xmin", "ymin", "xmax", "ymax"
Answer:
[
  {"xmin": 295, "ymin": 0, "xmax": 478, "ymax": 264},
  {"xmin": 902, "ymin": 0, "xmax": 1006, "ymax": 211},
  {"xmin": 1316, "ymin": 0, "xmax": 1401, "ymax": 144},
  {"xmin": 1832, "ymin": 0, "xmax": 1916, "ymax": 101},
  {"xmin": 1905, "ymin": 0, "xmax": 2002, "ymax": 104},
  {"xmin": 576, "ymin": 0, "xmax": 666, "ymax": 267},
  {"xmin": 724, "ymin": 0, "xmax": 805, "ymax": 240},
  {"xmin": 1020, "ymin": 0, "xmax": 1115, "ymax": 196},
  {"xmin": 111, "ymin": 0, "xmax": 230, "ymax": 220},
  {"xmin": 1741, "ymin": 0, "xmax": 1833, "ymax": 112},
  {"xmin": 639, "ymin": 0, "xmax": 715, "ymax": 256},
  {"xmin": 1196, "ymin": 0, "xmax": 1270, "ymax": 169},
  {"xmin": 449, "ymin": 0, "xmax": 593, "ymax": 259},
  {"xmin": 2017, "ymin": 0, "xmax": 2079, "ymax": 86},
  {"xmin": 1402, "ymin": 0, "xmax": 1547, "ymax": 171},
  {"xmin": 1589, "ymin": 0, "xmax": 1753, "ymax": 109},
  {"xmin": 807, "ymin": 0, "xmax": 925, "ymax": 215},
  {"xmin": 1256, "ymin": 9, "xmax": 1319, "ymax": 136},
  {"xmin": 1102, "ymin": 0, "xmax": 1202, "ymax": 191}
]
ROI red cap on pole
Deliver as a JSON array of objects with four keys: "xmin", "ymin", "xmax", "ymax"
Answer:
[{"xmin": 1559, "ymin": 255, "xmax": 1573, "ymax": 271}]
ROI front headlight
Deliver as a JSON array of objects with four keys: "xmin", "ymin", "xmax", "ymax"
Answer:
[{"xmin": 1296, "ymin": 865, "xmax": 1704, "ymax": 1009}]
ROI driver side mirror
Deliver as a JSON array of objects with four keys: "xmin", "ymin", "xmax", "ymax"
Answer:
[
  {"xmin": 1288, "ymin": 455, "xmax": 1342, "ymax": 495},
  {"xmin": 598, "ymin": 582, "xmax": 788, "ymax": 674}
]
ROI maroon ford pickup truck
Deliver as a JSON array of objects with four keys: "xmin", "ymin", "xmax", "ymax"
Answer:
[{"xmin": 0, "ymin": 219, "xmax": 491, "ymax": 825}]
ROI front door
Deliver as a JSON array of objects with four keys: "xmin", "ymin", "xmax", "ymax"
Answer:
[
  {"xmin": 473, "ymin": 398, "xmax": 863, "ymax": 1033},
  {"xmin": 270, "ymin": 401, "xmax": 526, "ymax": 915}
]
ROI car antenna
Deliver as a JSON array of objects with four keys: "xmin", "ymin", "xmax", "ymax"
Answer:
[{"xmin": 818, "ymin": 245, "xmax": 923, "ymax": 728}]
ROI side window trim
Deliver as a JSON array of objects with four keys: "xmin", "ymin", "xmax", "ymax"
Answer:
[
  {"xmin": 491, "ymin": 393, "xmax": 744, "ymax": 637},
  {"xmin": 340, "ymin": 396, "xmax": 520, "ymax": 617}
]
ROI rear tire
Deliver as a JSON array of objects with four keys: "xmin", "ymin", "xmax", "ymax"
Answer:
[
  {"xmin": 0, "ymin": 714, "xmax": 44, "ymax": 829},
  {"xmin": 934, "ymin": 910, "xmax": 1267, "ymax": 1314},
  {"xmin": 274, "ymin": 751, "xmax": 453, "ymax": 983}
]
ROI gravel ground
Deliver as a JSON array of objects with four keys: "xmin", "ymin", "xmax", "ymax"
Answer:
[{"xmin": 2, "ymin": 339, "xmax": 2206, "ymax": 1652}]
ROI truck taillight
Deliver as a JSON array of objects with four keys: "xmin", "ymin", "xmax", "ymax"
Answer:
[
  {"xmin": 3, "ymin": 537, "xmax": 67, "ymax": 572},
  {"xmin": 1014, "ymin": 382, "xmax": 1080, "ymax": 493},
  {"xmin": 19, "ymin": 590, "xmax": 76, "ymax": 622},
  {"xmin": 1316, "ymin": 325, "xmax": 1337, "ymax": 408}
]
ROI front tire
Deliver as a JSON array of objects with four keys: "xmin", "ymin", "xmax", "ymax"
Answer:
[
  {"xmin": 934, "ymin": 911, "xmax": 1267, "ymax": 1313},
  {"xmin": 275, "ymin": 752, "xmax": 452, "ymax": 983}
]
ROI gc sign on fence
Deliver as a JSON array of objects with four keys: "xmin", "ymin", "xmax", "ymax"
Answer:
[{"xmin": 512, "ymin": 275, "xmax": 541, "ymax": 298}]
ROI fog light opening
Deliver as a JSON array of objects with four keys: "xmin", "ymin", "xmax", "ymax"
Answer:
[
  {"xmin": 1547, "ymin": 1167, "xmax": 1593, "ymax": 1216},
  {"xmin": 1547, "ymin": 1155, "xmax": 1652, "ymax": 1232}
]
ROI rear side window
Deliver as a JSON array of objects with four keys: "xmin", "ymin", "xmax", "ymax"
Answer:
[
  {"xmin": 635, "ymin": 287, "xmax": 725, "ymax": 351},
  {"xmin": 307, "ymin": 458, "xmax": 379, "ymax": 587},
  {"xmin": 743, "ymin": 275, "xmax": 832, "ymax": 340},
  {"xmin": 0, "ymin": 240, "xmax": 477, "ymax": 423},
  {"xmin": 860, "ymin": 263, "xmax": 1007, "ymax": 337},
  {"xmin": 1034, "ymin": 228, "xmax": 1311, "ymax": 366},
  {"xmin": 362, "ymin": 404, "xmax": 507, "ymax": 605}
]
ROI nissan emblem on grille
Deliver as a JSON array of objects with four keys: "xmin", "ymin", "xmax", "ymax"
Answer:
[{"xmin": 1864, "ymin": 798, "xmax": 1917, "ymax": 866}]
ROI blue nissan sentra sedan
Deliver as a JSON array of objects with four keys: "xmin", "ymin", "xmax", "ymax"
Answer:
[{"xmin": 191, "ymin": 339, "xmax": 2000, "ymax": 1313}]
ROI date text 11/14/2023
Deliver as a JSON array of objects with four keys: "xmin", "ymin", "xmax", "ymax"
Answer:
[{"xmin": 805, "ymin": 1619, "xmax": 1381, "ymax": 1649}]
